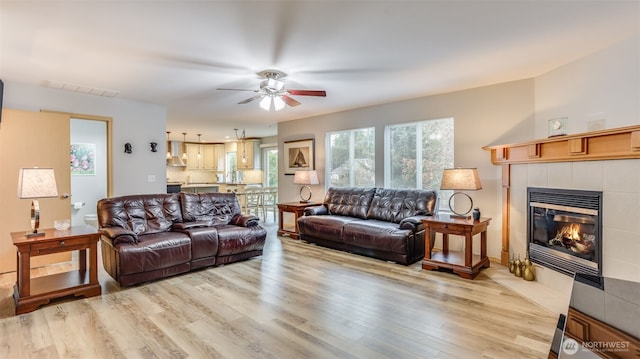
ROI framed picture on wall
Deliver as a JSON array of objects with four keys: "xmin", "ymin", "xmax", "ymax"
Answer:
[
  {"xmin": 70, "ymin": 143, "xmax": 96, "ymax": 175},
  {"xmin": 283, "ymin": 138, "xmax": 314, "ymax": 175}
]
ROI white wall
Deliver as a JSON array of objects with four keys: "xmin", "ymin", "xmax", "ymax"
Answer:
[
  {"xmin": 3, "ymin": 81, "xmax": 167, "ymax": 196},
  {"xmin": 279, "ymin": 79, "xmax": 535, "ymax": 260},
  {"xmin": 534, "ymin": 36, "xmax": 640, "ymax": 137}
]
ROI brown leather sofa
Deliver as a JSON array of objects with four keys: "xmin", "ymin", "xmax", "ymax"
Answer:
[
  {"xmin": 97, "ymin": 192, "xmax": 266, "ymax": 286},
  {"xmin": 297, "ymin": 187, "xmax": 437, "ymax": 265}
]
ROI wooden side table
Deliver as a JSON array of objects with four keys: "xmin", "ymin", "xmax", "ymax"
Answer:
[
  {"xmin": 277, "ymin": 201, "xmax": 321, "ymax": 239},
  {"xmin": 11, "ymin": 225, "xmax": 102, "ymax": 314},
  {"xmin": 421, "ymin": 215, "xmax": 491, "ymax": 279}
]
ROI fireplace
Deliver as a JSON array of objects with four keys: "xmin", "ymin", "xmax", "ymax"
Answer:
[{"xmin": 528, "ymin": 187, "xmax": 602, "ymax": 277}]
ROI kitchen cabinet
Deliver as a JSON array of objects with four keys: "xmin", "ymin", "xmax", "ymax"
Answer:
[
  {"xmin": 185, "ymin": 143, "xmax": 225, "ymax": 171},
  {"xmin": 236, "ymin": 139, "xmax": 261, "ymax": 170}
]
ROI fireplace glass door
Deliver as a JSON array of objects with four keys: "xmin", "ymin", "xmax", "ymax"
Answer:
[{"xmin": 528, "ymin": 187, "xmax": 602, "ymax": 277}]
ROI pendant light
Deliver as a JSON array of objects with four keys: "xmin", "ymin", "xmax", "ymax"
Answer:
[
  {"xmin": 181, "ymin": 133, "xmax": 188, "ymax": 161},
  {"xmin": 234, "ymin": 128, "xmax": 247, "ymax": 163},
  {"xmin": 197, "ymin": 134, "xmax": 201, "ymax": 159},
  {"xmin": 165, "ymin": 132, "xmax": 172, "ymax": 160}
]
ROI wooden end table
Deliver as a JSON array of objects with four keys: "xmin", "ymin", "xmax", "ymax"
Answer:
[
  {"xmin": 11, "ymin": 225, "xmax": 102, "ymax": 314},
  {"xmin": 421, "ymin": 215, "xmax": 491, "ymax": 279},
  {"xmin": 277, "ymin": 201, "xmax": 321, "ymax": 239}
]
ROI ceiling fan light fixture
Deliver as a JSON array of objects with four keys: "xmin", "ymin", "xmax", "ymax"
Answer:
[
  {"xmin": 273, "ymin": 95, "xmax": 285, "ymax": 111},
  {"xmin": 267, "ymin": 78, "xmax": 285, "ymax": 91},
  {"xmin": 259, "ymin": 96, "xmax": 271, "ymax": 111}
]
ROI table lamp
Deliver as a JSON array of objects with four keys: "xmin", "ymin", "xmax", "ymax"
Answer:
[
  {"xmin": 17, "ymin": 167, "xmax": 59, "ymax": 237},
  {"xmin": 294, "ymin": 170, "xmax": 319, "ymax": 203},
  {"xmin": 440, "ymin": 167, "xmax": 482, "ymax": 219}
]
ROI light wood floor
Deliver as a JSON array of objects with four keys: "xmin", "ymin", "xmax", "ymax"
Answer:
[{"xmin": 0, "ymin": 223, "xmax": 557, "ymax": 358}]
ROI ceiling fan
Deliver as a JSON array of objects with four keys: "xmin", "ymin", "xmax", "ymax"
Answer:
[{"xmin": 217, "ymin": 70, "xmax": 326, "ymax": 111}]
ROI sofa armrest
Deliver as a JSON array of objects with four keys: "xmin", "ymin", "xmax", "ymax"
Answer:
[
  {"xmin": 99, "ymin": 227, "xmax": 138, "ymax": 245},
  {"xmin": 230, "ymin": 214, "xmax": 260, "ymax": 227},
  {"xmin": 304, "ymin": 205, "xmax": 328, "ymax": 216},
  {"xmin": 399, "ymin": 215, "xmax": 431, "ymax": 232},
  {"xmin": 172, "ymin": 221, "xmax": 211, "ymax": 230}
]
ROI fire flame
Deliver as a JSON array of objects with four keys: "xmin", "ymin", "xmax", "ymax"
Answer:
[{"xmin": 558, "ymin": 223, "xmax": 581, "ymax": 241}]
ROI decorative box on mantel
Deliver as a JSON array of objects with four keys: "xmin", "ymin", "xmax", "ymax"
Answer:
[
  {"xmin": 482, "ymin": 125, "xmax": 640, "ymax": 266},
  {"xmin": 483, "ymin": 125, "xmax": 640, "ymax": 165}
]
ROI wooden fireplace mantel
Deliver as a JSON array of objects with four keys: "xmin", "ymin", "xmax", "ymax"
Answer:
[
  {"xmin": 483, "ymin": 125, "xmax": 640, "ymax": 265},
  {"xmin": 482, "ymin": 125, "xmax": 640, "ymax": 165}
]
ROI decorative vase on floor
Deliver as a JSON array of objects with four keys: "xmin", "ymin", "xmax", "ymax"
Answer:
[
  {"xmin": 523, "ymin": 256, "xmax": 535, "ymax": 281},
  {"xmin": 514, "ymin": 256, "xmax": 522, "ymax": 277}
]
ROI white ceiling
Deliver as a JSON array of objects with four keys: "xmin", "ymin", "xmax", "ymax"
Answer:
[{"xmin": 1, "ymin": 1, "xmax": 638, "ymax": 142}]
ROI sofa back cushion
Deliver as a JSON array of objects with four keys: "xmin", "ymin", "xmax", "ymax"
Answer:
[
  {"xmin": 367, "ymin": 188, "xmax": 437, "ymax": 223},
  {"xmin": 97, "ymin": 194, "xmax": 182, "ymax": 235},
  {"xmin": 324, "ymin": 187, "xmax": 376, "ymax": 219},
  {"xmin": 180, "ymin": 192, "xmax": 241, "ymax": 225}
]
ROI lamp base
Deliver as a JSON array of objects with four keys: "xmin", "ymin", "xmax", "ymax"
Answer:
[
  {"xmin": 25, "ymin": 231, "xmax": 45, "ymax": 238},
  {"xmin": 299, "ymin": 185, "xmax": 312, "ymax": 203},
  {"xmin": 449, "ymin": 214, "xmax": 471, "ymax": 220}
]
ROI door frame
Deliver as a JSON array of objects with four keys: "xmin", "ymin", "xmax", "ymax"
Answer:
[{"xmin": 43, "ymin": 111, "xmax": 113, "ymax": 197}]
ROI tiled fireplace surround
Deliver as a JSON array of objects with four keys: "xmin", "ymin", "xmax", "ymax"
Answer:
[
  {"xmin": 482, "ymin": 126, "xmax": 640, "ymax": 314},
  {"xmin": 502, "ymin": 159, "xmax": 640, "ymax": 313}
]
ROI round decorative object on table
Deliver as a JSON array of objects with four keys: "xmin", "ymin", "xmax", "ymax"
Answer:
[{"xmin": 54, "ymin": 219, "xmax": 71, "ymax": 230}]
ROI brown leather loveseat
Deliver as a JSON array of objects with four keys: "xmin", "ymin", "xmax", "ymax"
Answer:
[
  {"xmin": 297, "ymin": 187, "xmax": 437, "ymax": 265},
  {"xmin": 97, "ymin": 192, "xmax": 266, "ymax": 286}
]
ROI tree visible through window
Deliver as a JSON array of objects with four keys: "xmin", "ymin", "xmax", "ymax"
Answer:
[
  {"xmin": 326, "ymin": 127, "xmax": 375, "ymax": 187},
  {"xmin": 385, "ymin": 118, "xmax": 454, "ymax": 195}
]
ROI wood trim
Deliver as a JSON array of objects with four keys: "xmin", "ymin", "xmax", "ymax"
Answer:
[
  {"xmin": 483, "ymin": 125, "xmax": 640, "ymax": 164},
  {"xmin": 500, "ymin": 164, "xmax": 510, "ymax": 266}
]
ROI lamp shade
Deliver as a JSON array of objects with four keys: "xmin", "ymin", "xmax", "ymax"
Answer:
[
  {"xmin": 294, "ymin": 170, "xmax": 319, "ymax": 185},
  {"xmin": 440, "ymin": 168, "xmax": 482, "ymax": 191},
  {"xmin": 17, "ymin": 168, "xmax": 58, "ymax": 198}
]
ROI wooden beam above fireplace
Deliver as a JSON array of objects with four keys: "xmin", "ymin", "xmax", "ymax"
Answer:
[{"xmin": 482, "ymin": 125, "xmax": 640, "ymax": 165}]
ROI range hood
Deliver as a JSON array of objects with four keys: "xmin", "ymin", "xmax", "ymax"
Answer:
[{"xmin": 166, "ymin": 141, "xmax": 186, "ymax": 167}]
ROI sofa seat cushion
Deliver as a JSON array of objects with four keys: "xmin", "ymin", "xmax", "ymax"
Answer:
[
  {"xmin": 216, "ymin": 224, "xmax": 267, "ymax": 257},
  {"xmin": 176, "ymin": 227, "xmax": 219, "ymax": 260},
  {"xmin": 343, "ymin": 220, "xmax": 412, "ymax": 254},
  {"xmin": 298, "ymin": 215, "xmax": 360, "ymax": 242},
  {"xmin": 117, "ymin": 232, "xmax": 191, "ymax": 276}
]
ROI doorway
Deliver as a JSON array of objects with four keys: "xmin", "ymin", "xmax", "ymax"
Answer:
[{"xmin": 70, "ymin": 118, "xmax": 108, "ymax": 228}]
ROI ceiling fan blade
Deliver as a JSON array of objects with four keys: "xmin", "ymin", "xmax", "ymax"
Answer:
[
  {"xmin": 281, "ymin": 95, "xmax": 301, "ymax": 107},
  {"xmin": 238, "ymin": 95, "xmax": 264, "ymax": 104},
  {"xmin": 287, "ymin": 89, "xmax": 327, "ymax": 97},
  {"xmin": 217, "ymin": 88, "xmax": 259, "ymax": 92}
]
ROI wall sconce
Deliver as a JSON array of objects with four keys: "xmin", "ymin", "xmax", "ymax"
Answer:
[
  {"xmin": 294, "ymin": 170, "xmax": 319, "ymax": 203},
  {"xmin": 150, "ymin": 142, "xmax": 158, "ymax": 152},
  {"xmin": 440, "ymin": 167, "xmax": 482, "ymax": 219},
  {"xmin": 17, "ymin": 167, "xmax": 59, "ymax": 237},
  {"xmin": 124, "ymin": 143, "xmax": 132, "ymax": 154}
]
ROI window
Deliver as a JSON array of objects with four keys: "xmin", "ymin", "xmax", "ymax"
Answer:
[
  {"xmin": 384, "ymin": 117, "xmax": 454, "ymax": 203},
  {"xmin": 326, "ymin": 127, "xmax": 375, "ymax": 187},
  {"xmin": 262, "ymin": 147, "xmax": 278, "ymax": 187}
]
